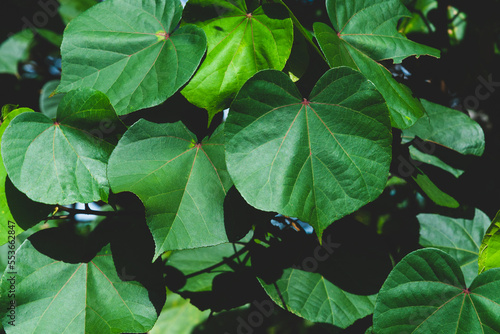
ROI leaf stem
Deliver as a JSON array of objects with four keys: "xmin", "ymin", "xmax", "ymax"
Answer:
[{"xmin": 184, "ymin": 245, "xmax": 250, "ymax": 279}]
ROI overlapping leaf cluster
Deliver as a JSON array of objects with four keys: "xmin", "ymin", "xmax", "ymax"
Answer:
[{"xmin": 0, "ymin": 0, "xmax": 496, "ymax": 333}]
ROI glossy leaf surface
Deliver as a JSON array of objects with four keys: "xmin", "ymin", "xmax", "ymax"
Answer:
[{"xmin": 181, "ymin": 0, "xmax": 293, "ymax": 119}]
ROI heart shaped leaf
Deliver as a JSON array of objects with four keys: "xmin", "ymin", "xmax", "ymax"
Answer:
[
  {"xmin": 181, "ymin": 0, "xmax": 293, "ymax": 119},
  {"xmin": 314, "ymin": 0, "xmax": 440, "ymax": 129},
  {"xmin": 56, "ymin": 0, "xmax": 207, "ymax": 115},
  {"xmin": 0, "ymin": 240, "xmax": 157, "ymax": 333},
  {"xmin": 418, "ymin": 209, "xmax": 491, "ymax": 286},
  {"xmin": 108, "ymin": 120, "xmax": 232, "ymax": 259},
  {"xmin": 1, "ymin": 88, "xmax": 126, "ymax": 205},
  {"xmin": 225, "ymin": 67, "xmax": 392, "ymax": 238},
  {"xmin": 373, "ymin": 248, "xmax": 500, "ymax": 333},
  {"xmin": 479, "ymin": 211, "xmax": 500, "ymax": 274}
]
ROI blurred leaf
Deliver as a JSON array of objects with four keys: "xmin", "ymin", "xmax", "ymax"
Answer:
[
  {"xmin": 0, "ymin": 30, "xmax": 34, "ymax": 78},
  {"xmin": 36, "ymin": 29, "xmax": 63, "ymax": 47},
  {"xmin": 150, "ymin": 291, "xmax": 210, "ymax": 334},
  {"xmin": 479, "ymin": 211, "xmax": 500, "ymax": 274},
  {"xmin": 58, "ymin": 0, "xmax": 98, "ymax": 24},
  {"xmin": 39, "ymin": 80, "xmax": 64, "ymax": 119},
  {"xmin": 418, "ymin": 208, "xmax": 491, "ymax": 286}
]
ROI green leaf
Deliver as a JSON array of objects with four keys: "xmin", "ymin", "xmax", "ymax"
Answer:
[
  {"xmin": 409, "ymin": 146, "xmax": 464, "ymax": 178},
  {"xmin": 56, "ymin": 0, "xmax": 207, "ymax": 116},
  {"xmin": 1, "ymin": 88, "xmax": 126, "ymax": 205},
  {"xmin": 418, "ymin": 209, "xmax": 491, "ymax": 286},
  {"xmin": 36, "ymin": 29, "xmax": 63, "ymax": 47},
  {"xmin": 373, "ymin": 248, "xmax": 500, "ymax": 333},
  {"xmin": 225, "ymin": 67, "xmax": 392, "ymax": 239},
  {"xmin": 0, "ymin": 30, "xmax": 34, "ymax": 78},
  {"xmin": 479, "ymin": 211, "xmax": 500, "ymax": 274},
  {"xmin": 39, "ymin": 80, "xmax": 64, "ymax": 119},
  {"xmin": 412, "ymin": 168, "xmax": 459, "ymax": 208},
  {"xmin": 403, "ymin": 99, "xmax": 485, "ymax": 156},
  {"xmin": 181, "ymin": 0, "xmax": 293, "ymax": 119},
  {"xmin": 150, "ymin": 291, "xmax": 210, "ymax": 334},
  {"xmin": 1, "ymin": 108, "xmax": 52, "ymax": 245},
  {"xmin": 58, "ymin": 0, "xmax": 98, "ymax": 24},
  {"xmin": 0, "ymin": 240, "xmax": 157, "ymax": 333},
  {"xmin": 313, "ymin": 0, "xmax": 440, "ymax": 129},
  {"xmin": 108, "ymin": 120, "xmax": 232, "ymax": 259},
  {"xmin": 260, "ymin": 268, "xmax": 376, "ymax": 328}
]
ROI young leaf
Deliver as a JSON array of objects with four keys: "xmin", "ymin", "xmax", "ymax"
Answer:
[
  {"xmin": 181, "ymin": 0, "xmax": 293, "ymax": 119},
  {"xmin": 373, "ymin": 248, "xmax": 500, "ymax": 333},
  {"xmin": 314, "ymin": 0, "xmax": 440, "ymax": 129},
  {"xmin": 479, "ymin": 211, "xmax": 500, "ymax": 274},
  {"xmin": 1, "ymin": 88, "xmax": 125, "ymax": 205},
  {"xmin": 0, "ymin": 240, "xmax": 157, "ymax": 333},
  {"xmin": 225, "ymin": 67, "xmax": 392, "ymax": 239},
  {"xmin": 0, "ymin": 30, "xmax": 34, "ymax": 78},
  {"xmin": 403, "ymin": 99, "xmax": 485, "ymax": 156},
  {"xmin": 411, "ymin": 168, "xmax": 459, "ymax": 208},
  {"xmin": 260, "ymin": 268, "xmax": 376, "ymax": 328},
  {"xmin": 107, "ymin": 120, "xmax": 232, "ymax": 259},
  {"xmin": 56, "ymin": 0, "xmax": 207, "ymax": 115},
  {"xmin": 418, "ymin": 209, "xmax": 491, "ymax": 286}
]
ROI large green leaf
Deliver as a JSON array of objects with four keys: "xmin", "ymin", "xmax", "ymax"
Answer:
[
  {"xmin": 1, "ymin": 88, "xmax": 125, "ymax": 205},
  {"xmin": 150, "ymin": 291, "xmax": 210, "ymax": 334},
  {"xmin": 260, "ymin": 268, "xmax": 377, "ymax": 328},
  {"xmin": 313, "ymin": 0, "xmax": 440, "ymax": 129},
  {"xmin": 181, "ymin": 0, "xmax": 293, "ymax": 119},
  {"xmin": 0, "ymin": 30, "xmax": 34, "ymax": 77},
  {"xmin": 108, "ymin": 120, "xmax": 232, "ymax": 259},
  {"xmin": 56, "ymin": 0, "xmax": 207, "ymax": 116},
  {"xmin": 373, "ymin": 248, "xmax": 500, "ymax": 333},
  {"xmin": 479, "ymin": 211, "xmax": 500, "ymax": 274},
  {"xmin": 418, "ymin": 209, "xmax": 491, "ymax": 286},
  {"xmin": 0, "ymin": 240, "xmax": 157, "ymax": 333},
  {"xmin": 403, "ymin": 99, "xmax": 485, "ymax": 156},
  {"xmin": 225, "ymin": 67, "xmax": 392, "ymax": 239}
]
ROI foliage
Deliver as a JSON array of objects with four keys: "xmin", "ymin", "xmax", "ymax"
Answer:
[{"xmin": 0, "ymin": 0, "xmax": 499, "ymax": 333}]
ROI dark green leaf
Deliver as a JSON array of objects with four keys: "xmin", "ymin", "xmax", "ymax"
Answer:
[
  {"xmin": 181, "ymin": 0, "xmax": 293, "ymax": 119},
  {"xmin": 314, "ymin": 0, "xmax": 440, "ymax": 129},
  {"xmin": 403, "ymin": 99, "xmax": 485, "ymax": 156},
  {"xmin": 373, "ymin": 248, "xmax": 500, "ymax": 333},
  {"xmin": 225, "ymin": 67, "xmax": 391, "ymax": 239},
  {"xmin": 0, "ymin": 240, "xmax": 157, "ymax": 333},
  {"xmin": 108, "ymin": 120, "xmax": 232, "ymax": 258},
  {"xmin": 57, "ymin": 0, "xmax": 207, "ymax": 115},
  {"xmin": 58, "ymin": 0, "xmax": 98, "ymax": 24},
  {"xmin": 418, "ymin": 209, "xmax": 491, "ymax": 285},
  {"xmin": 2, "ymin": 88, "xmax": 125, "ymax": 205}
]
